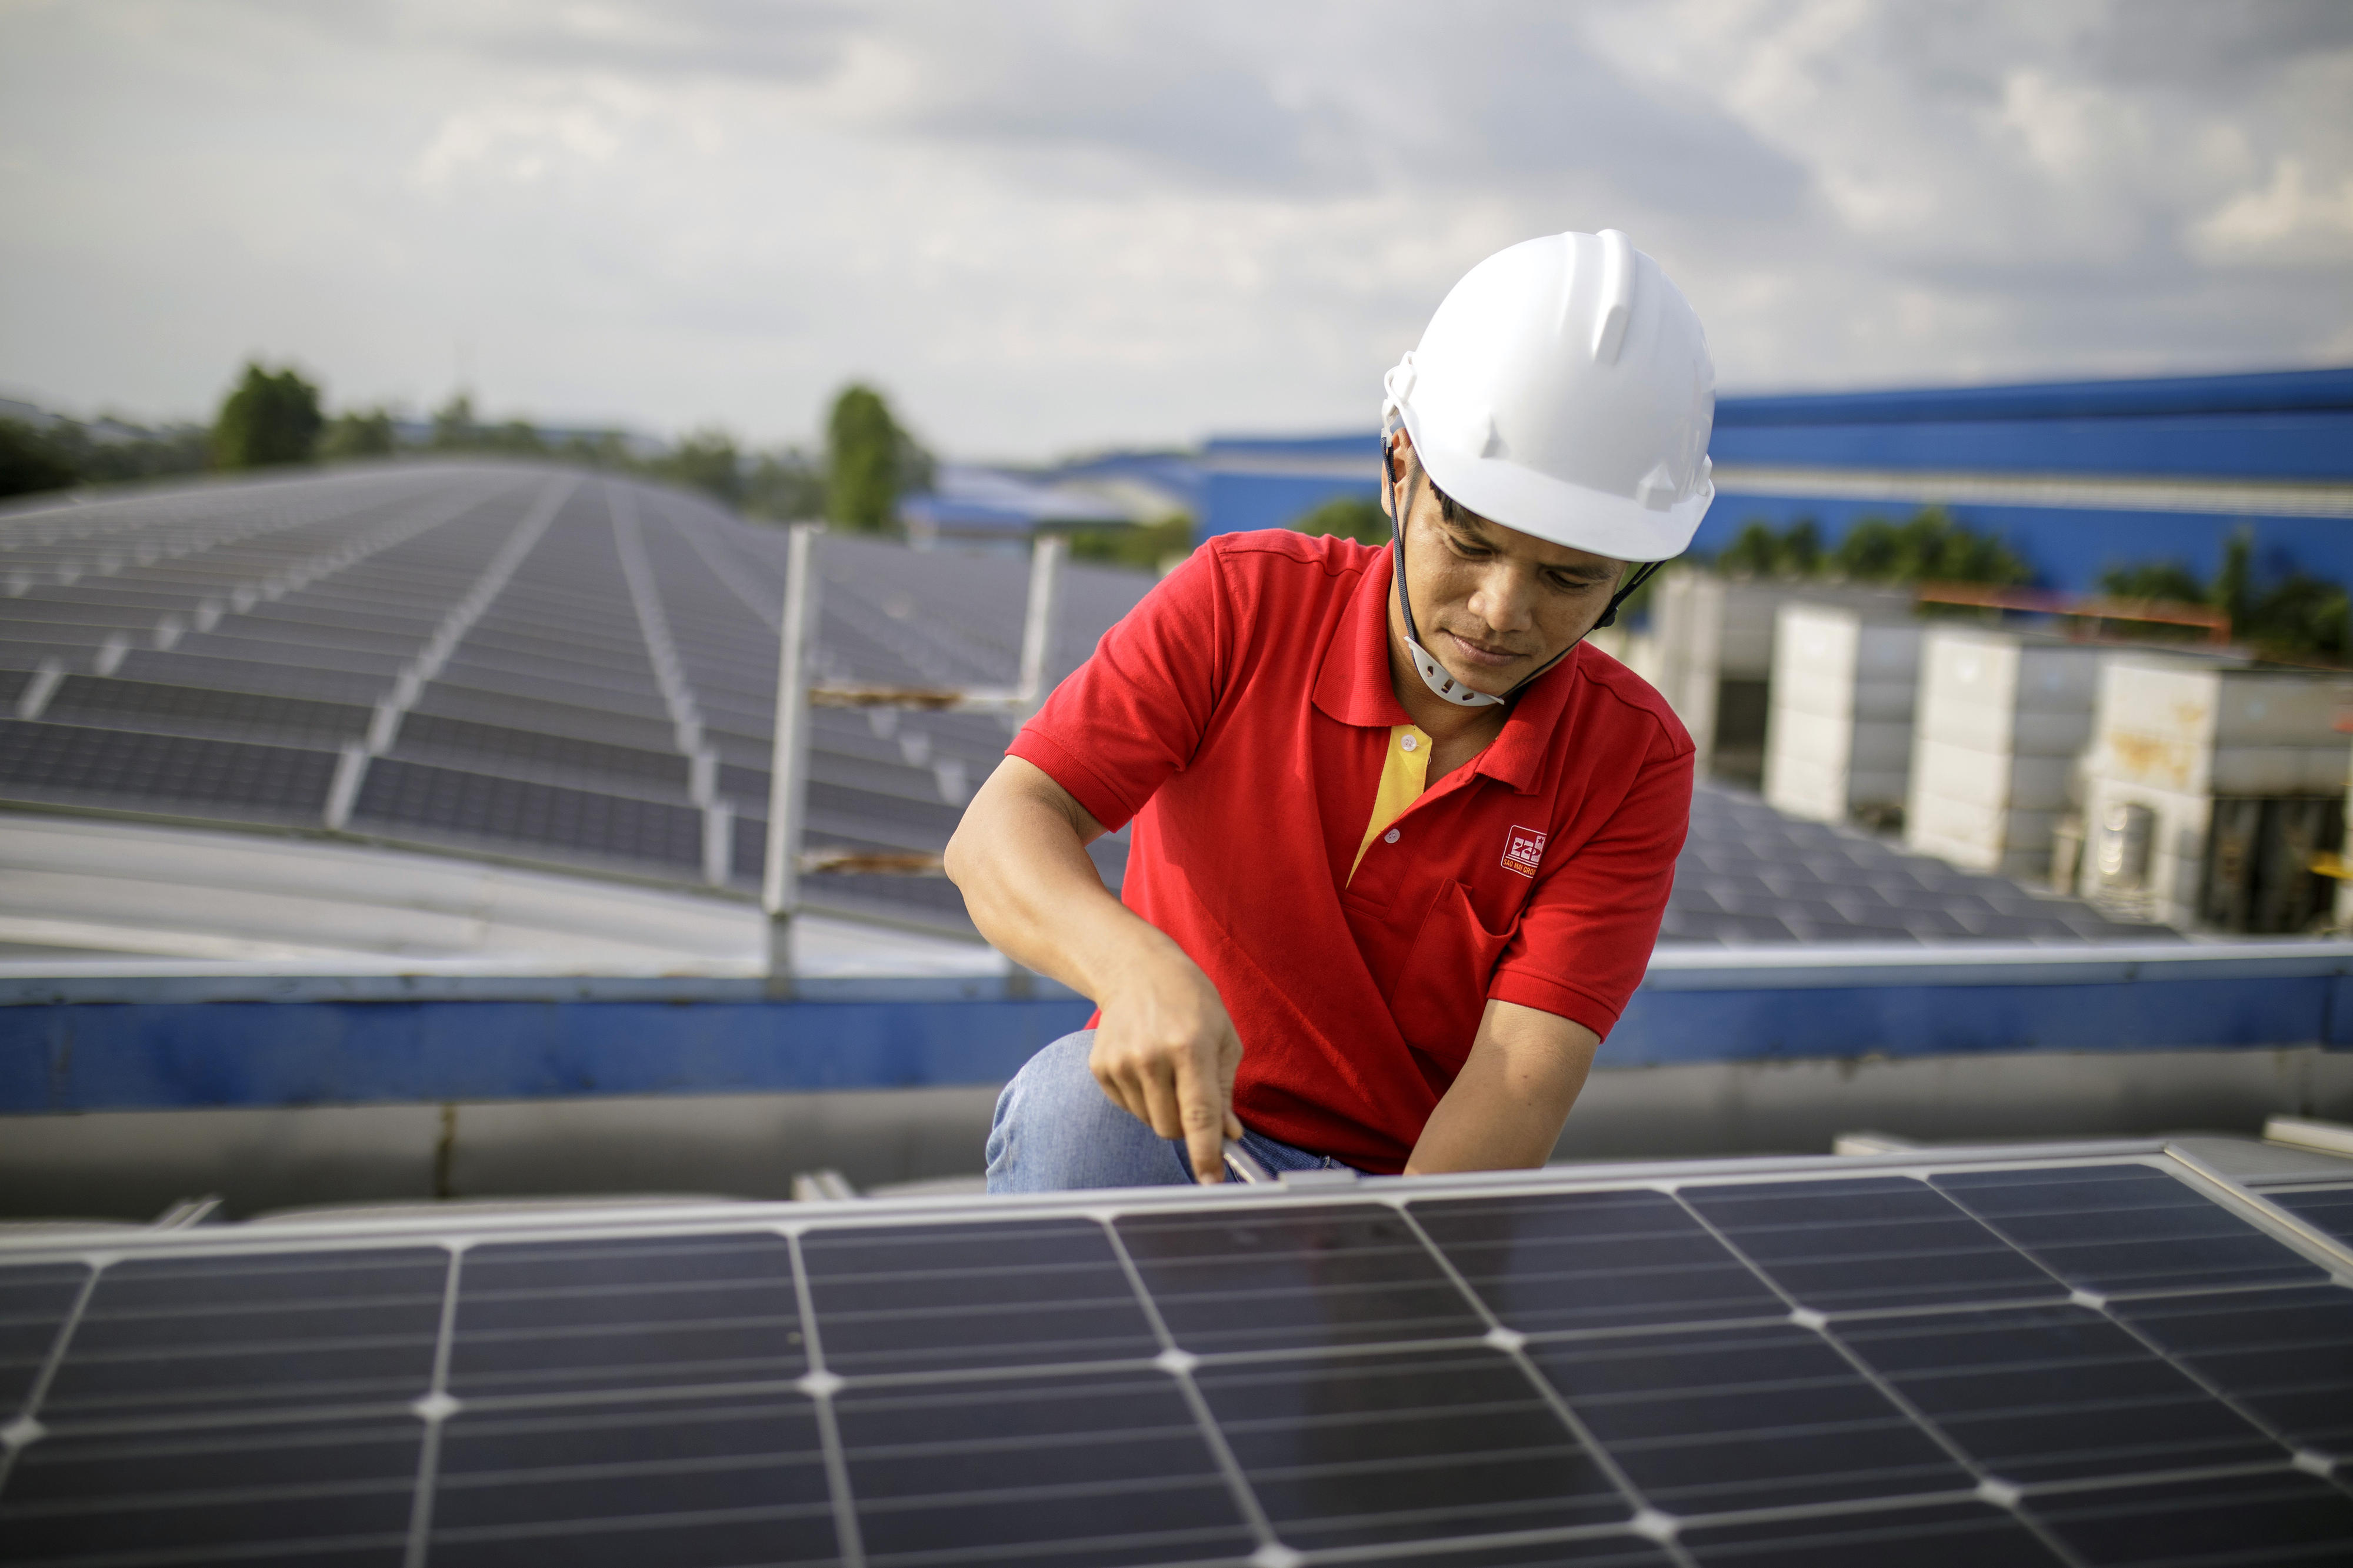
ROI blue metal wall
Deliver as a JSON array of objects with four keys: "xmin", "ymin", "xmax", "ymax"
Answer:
[
  {"xmin": 8, "ymin": 948, "xmax": 2348, "ymax": 1114},
  {"xmin": 1695, "ymin": 495, "xmax": 2347, "ymax": 595},
  {"xmin": 1197, "ymin": 368, "xmax": 2353, "ymax": 595},
  {"xmin": 1711, "ymin": 367, "xmax": 2353, "ymax": 481}
]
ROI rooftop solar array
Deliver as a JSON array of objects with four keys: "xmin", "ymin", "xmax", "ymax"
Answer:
[
  {"xmin": 1, "ymin": 465, "xmax": 2167, "ymax": 942},
  {"xmin": 1, "ymin": 1147, "xmax": 2347, "ymax": 1564},
  {"xmin": 0, "ymin": 464, "xmax": 1148, "ymax": 932}
]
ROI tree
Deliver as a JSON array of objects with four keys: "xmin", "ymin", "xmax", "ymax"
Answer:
[
  {"xmin": 212, "ymin": 362, "xmax": 324, "ymax": 469},
  {"xmin": 1719, "ymin": 518, "xmax": 1821, "ymax": 577},
  {"xmin": 658, "ymin": 428, "xmax": 744, "ymax": 506},
  {"xmin": 2099, "ymin": 561, "xmax": 2206, "ymax": 603},
  {"xmin": 321, "ymin": 408, "xmax": 396, "ymax": 459},
  {"xmin": 1290, "ymin": 493, "xmax": 1391, "ymax": 546},
  {"xmin": 825, "ymin": 383, "xmax": 930, "ymax": 534},
  {"xmin": 1056, "ymin": 514, "xmax": 1197, "ymax": 573},
  {"xmin": 0, "ymin": 419, "xmax": 79, "ymax": 498},
  {"xmin": 431, "ymin": 392, "xmax": 479, "ymax": 450},
  {"xmin": 744, "ymin": 448, "xmax": 826, "ymax": 521}
]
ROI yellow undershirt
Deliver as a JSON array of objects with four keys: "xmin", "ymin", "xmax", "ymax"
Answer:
[{"xmin": 1349, "ymin": 723, "xmax": 1432, "ymax": 883}]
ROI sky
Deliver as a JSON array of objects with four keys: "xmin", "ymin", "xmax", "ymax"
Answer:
[{"xmin": 2, "ymin": 0, "xmax": 2348, "ymax": 461}]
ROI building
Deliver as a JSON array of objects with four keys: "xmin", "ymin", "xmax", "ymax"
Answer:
[{"xmin": 1198, "ymin": 367, "xmax": 2353, "ymax": 596}]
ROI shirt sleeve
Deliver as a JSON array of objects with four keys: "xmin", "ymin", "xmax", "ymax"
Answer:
[
  {"xmin": 1004, "ymin": 539, "xmax": 1232, "ymax": 833},
  {"xmin": 1487, "ymin": 726, "xmax": 1694, "ymax": 1037}
]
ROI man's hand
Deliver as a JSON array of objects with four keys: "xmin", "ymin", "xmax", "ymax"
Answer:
[
  {"xmin": 1089, "ymin": 957, "xmax": 1246, "ymax": 1185},
  {"xmin": 945, "ymin": 756, "xmax": 1247, "ymax": 1184}
]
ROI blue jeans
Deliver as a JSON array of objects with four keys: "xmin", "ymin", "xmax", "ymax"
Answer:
[{"xmin": 986, "ymin": 1029, "xmax": 1358, "ymax": 1192}]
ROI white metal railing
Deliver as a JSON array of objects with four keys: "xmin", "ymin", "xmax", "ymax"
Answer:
[{"xmin": 761, "ymin": 526, "xmax": 1065, "ymax": 987}]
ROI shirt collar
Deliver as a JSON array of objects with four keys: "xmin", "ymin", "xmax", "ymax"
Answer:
[{"xmin": 1312, "ymin": 543, "xmax": 1580, "ymax": 798}]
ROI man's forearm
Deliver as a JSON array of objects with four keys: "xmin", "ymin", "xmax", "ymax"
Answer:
[
  {"xmin": 1404, "ymin": 1000, "xmax": 1599, "ymax": 1175},
  {"xmin": 944, "ymin": 758, "xmax": 1182, "ymax": 1001}
]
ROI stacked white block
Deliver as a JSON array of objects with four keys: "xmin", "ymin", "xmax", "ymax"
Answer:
[
  {"xmin": 1634, "ymin": 573, "xmax": 1909, "ymax": 783},
  {"xmin": 2077, "ymin": 655, "xmax": 2351, "ymax": 927},
  {"xmin": 1904, "ymin": 629, "xmax": 2102, "ymax": 878},
  {"xmin": 1763, "ymin": 601, "xmax": 1923, "ymax": 825}
]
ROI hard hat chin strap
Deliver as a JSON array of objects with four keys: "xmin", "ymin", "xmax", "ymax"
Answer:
[{"xmin": 1380, "ymin": 431, "xmax": 1659, "ymax": 710}]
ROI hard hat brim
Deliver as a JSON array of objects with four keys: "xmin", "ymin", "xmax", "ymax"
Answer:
[{"xmin": 1395, "ymin": 398, "xmax": 1712, "ymax": 565}]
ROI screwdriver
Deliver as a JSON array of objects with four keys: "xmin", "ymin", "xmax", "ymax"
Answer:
[{"xmin": 1221, "ymin": 1139, "xmax": 1274, "ymax": 1185}]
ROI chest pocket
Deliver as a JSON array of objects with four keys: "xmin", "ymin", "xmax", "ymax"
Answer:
[{"xmin": 1388, "ymin": 879, "xmax": 1515, "ymax": 1071}]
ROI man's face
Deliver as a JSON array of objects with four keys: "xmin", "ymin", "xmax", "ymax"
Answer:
[{"xmin": 1391, "ymin": 449, "xmax": 1627, "ymax": 698}]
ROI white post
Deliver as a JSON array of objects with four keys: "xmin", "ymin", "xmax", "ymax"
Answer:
[
  {"xmin": 764, "ymin": 524, "xmax": 824, "ymax": 988},
  {"xmin": 1016, "ymin": 534, "xmax": 1066, "ymax": 715}
]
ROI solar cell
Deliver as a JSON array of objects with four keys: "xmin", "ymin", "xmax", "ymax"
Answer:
[
  {"xmin": 430, "ymin": 1392, "xmax": 836, "ymax": 1568},
  {"xmin": 1677, "ymin": 1499, "xmax": 2067, "ymax": 1567},
  {"xmin": 800, "ymin": 1216, "xmax": 1160, "ymax": 1377},
  {"xmin": 1931, "ymin": 1163, "xmax": 2329, "ymax": 1293},
  {"xmin": 1116, "ymin": 1203, "xmax": 1489, "ymax": 1354},
  {"xmin": 2269, "ymin": 1183, "xmax": 2353, "ymax": 1247},
  {"xmin": 835, "ymin": 1367, "xmax": 1252, "ymax": 1566},
  {"xmin": 0, "ymin": 720, "xmax": 338, "ymax": 818},
  {"xmin": 1410, "ymin": 1187, "xmax": 1787, "ymax": 1334},
  {"xmin": 449, "ymin": 1234, "xmax": 802, "ymax": 1400},
  {"xmin": 1832, "ymin": 1303, "xmax": 2282, "ymax": 1483},
  {"xmin": 2108, "ymin": 1284, "xmax": 2353, "ymax": 1458},
  {"xmin": 1194, "ymin": 1343, "xmax": 1627, "ymax": 1549},
  {"xmin": 2021, "ymin": 1468, "xmax": 2353, "ymax": 1566},
  {"xmin": 1677, "ymin": 1174, "xmax": 2064, "ymax": 1313},
  {"xmin": 1527, "ymin": 1322, "xmax": 1971, "ymax": 1513}
]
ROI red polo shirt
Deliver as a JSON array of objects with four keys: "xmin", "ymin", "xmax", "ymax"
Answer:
[{"xmin": 1008, "ymin": 529, "xmax": 1693, "ymax": 1172}]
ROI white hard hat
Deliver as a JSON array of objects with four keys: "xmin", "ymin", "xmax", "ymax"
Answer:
[{"xmin": 1382, "ymin": 229, "xmax": 1716, "ymax": 563}]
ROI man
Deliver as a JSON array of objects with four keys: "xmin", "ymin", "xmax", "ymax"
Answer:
[{"xmin": 946, "ymin": 229, "xmax": 1716, "ymax": 1189}]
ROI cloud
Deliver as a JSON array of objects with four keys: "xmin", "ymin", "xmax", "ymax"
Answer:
[{"xmin": 1, "ymin": 0, "xmax": 2347, "ymax": 458}]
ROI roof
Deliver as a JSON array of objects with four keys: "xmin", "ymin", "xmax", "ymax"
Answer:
[
  {"xmin": 0, "ymin": 462, "xmax": 2165, "ymax": 955},
  {"xmin": 0, "ymin": 461, "xmax": 1149, "ymax": 938}
]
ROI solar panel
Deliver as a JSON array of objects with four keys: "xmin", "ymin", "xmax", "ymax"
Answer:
[{"xmin": 2, "ymin": 1150, "xmax": 2348, "ymax": 1566}]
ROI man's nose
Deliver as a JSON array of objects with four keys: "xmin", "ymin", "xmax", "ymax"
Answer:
[{"xmin": 1468, "ymin": 563, "xmax": 1538, "ymax": 632}]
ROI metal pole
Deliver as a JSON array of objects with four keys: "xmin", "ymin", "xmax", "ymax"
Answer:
[
  {"xmin": 764, "ymin": 524, "xmax": 823, "ymax": 990},
  {"xmin": 1016, "ymin": 533, "xmax": 1066, "ymax": 715}
]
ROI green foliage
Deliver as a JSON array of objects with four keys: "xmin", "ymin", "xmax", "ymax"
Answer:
[
  {"xmin": 1054, "ymin": 514, "xmax": 1197, "ymax": 573},
  {"xmin": 2, "ymin": 413, "xmax": 214, "ymax": 498},
  {"xmin": 655, "ymin": 428, "xmax": 743, "ymax": 506},
  {"xmin": 1831, "ymin": 506, "xmax": 2029, "ymax": 586},
  {"xmin": 212, "ymin": 362, "xmax": 324, "ymax": 469},
  {"xmin": 2247, "ymin": 574, "xmax": 2352, "ymax": 659},
  {"xmin": 825, "ymin": 383, "xmax": 931, "ymax": 535},
  {"xmin": 2212, "ymin": 526, "xmax": 2254, "ymax": 630},
  {"xmin": 2100, "ymin": 526, "xmax": 2349, "ymax": 660},
  {"xmin": 2098, "ymin": 560, "xmax": 2207, "ymax": 603},
  {"xmin": 321, "ymin": 408, "xmax": 396, "ymax": 459},
  {"xmin": 0, "ymin": 419, "xmax": 80, "ymax": 498},
  {"xmin": 1719, "ymin": 518, "xmax": 1821, "ymax": 578},
  {"xmin": 430, "ymin": 392, "xmax": 479, "ymax": 450},
  {"xmin": 1289, "ymin": 493, "xmax": 1391, "ymax": 547},
  {"xmin": 1714, "ymin": 509, "xmax": 2024, "ymax": 587},
  {"xmin": 744, "ymin": 449, "xmax": 825, "ymax": 521}
]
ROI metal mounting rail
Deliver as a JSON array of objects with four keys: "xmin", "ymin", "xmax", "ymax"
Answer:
[{"xmin": 761, "ymin": 526, "xmax": 1065, "ymax": 991}]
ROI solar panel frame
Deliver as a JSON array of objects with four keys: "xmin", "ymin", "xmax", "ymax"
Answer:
[{"xmin": 3, "ymin": 1143, "xmax": 2349, "ymax": 1567}]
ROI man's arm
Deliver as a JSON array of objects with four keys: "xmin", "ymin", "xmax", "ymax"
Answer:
[
  {"xmin": 1403, "ymin": 1000, "xmax": 1598, "ymax": 1175},
  {"xmin": 944, "ymin": 756, "xmax": 1243, "ymax": 1184}
]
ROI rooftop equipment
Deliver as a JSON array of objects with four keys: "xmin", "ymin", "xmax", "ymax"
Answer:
[
  {"xmin": 1905, "ymin": 628, "xmax": 2104, "ymax": 880},
  {"xmin": 2075, "ymin": 654, "xmax": 2350, "ymax": 930},
  {"xmin": 1762, "ymin": 600, "xmax": 1923, "ymax": 829},
  {"xmin": 1631, "ymin": 572, "xmax": 1907, "ymax": 786}
]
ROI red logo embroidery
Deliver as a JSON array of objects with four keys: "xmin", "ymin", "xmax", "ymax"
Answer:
[{"xmin": 1502, "ymin": 825, "xmax": 1547, "ymax": 878}]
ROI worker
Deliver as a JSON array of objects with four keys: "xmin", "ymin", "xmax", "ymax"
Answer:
[{"xmin": 946, "ymin": 229, "xmax": 1715, "ymax": 1189}]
